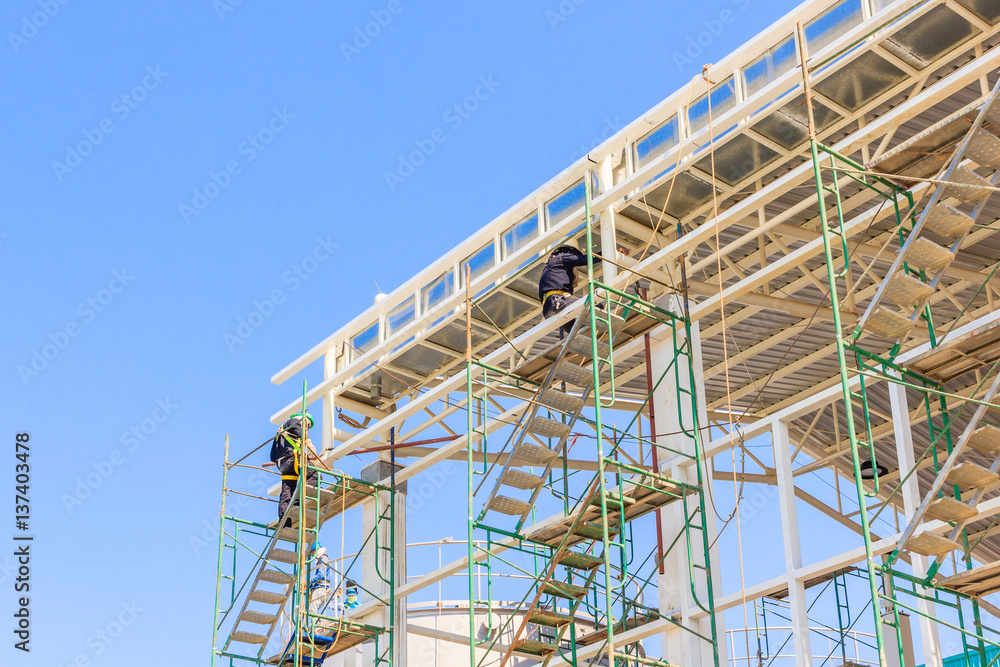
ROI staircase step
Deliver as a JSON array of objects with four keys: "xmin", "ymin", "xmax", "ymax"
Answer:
[
  {"xmin": 537, "ymin": 389, "xmax": 585, "ymax": 414},
  {"xmin": 986, "ymin": 99, "xmax": 1000, "ymax": 128},
  {"xmin": 528, "ymin": 608, "xmax": 575, "ymax": 628},
  {"xmin": 582, "ymin": 312, "xmax": 627, "ymax": 334},
  {"xmin": 275, "ymin": 528, "xmax": 315, "ymax": 544},
  {"xmin": 968, "ymin": 424, "xmax": 1000, "ymax": 455},
  {"xmin": 240, "ymin": 610, "xmax": 279, "ymax": 626},
  {"xmin": 573, "ymin": 520, "xmax": 619, "ymax": 540},
  {"xmin": 260, "ymin": 569, "xmax": 295, "ymax": 585},
  {"xmin": 512, "ymin": 443, "xmax": 558, "ymax": 465},
  {"xmin": 906, "ymin": 531, "xmax": 963, "ymax": 557},
  {"xmin": 500, "ymin": 469, "xmax": 546, "ymax": 490},
  {"xmin": 942, "ymin": 166, "xmax": 993, "ymax": 203},
  {"xmin": 556, "ymin": 551, "xmax": 603, "ymax": 571},
  {"xmin": 866, "ymin": 306, "xmax": 915, "ymax": 340},
  {"xmin": 249, "ymin": 590, "xmax": 289, "ymax": 605},
  {"xmin": 284, "ymin": 506, "xmax": 323, "ymax": 530},
  {"xmin": 884, "ymin": 273, "xmax": 935, "ymax": 309},
  {"xmin": 542, "ymin": 579, "xmax": 588, "ymax": 600},
  {"xmin": 513, "ymin": 638, "xmax": 559, "ymax": 656},
  {"xmin": 904, "ymin": 237, "xmax": 954, "ymax": 272},
  {"xmin": 486, "ymin": 495, "xmax": 533, "ymax": 517},
  {"xmin": 268, "ymin": 548, "xmax": 299, "ymax": 564},
  {"xmin": 923, "ymin": 202, "xmax": 975, "ymax": 238},
  {"xmin": 926, "ymin": 496, "xmax": 978, "ymax": 523},
  {"xmin": 232, "ymin": 630, "xmax": 268, "ymax": 645},
  {"xmin": 567, "ymin": 336, "xmax": 610, "ymax": 360},
  {"xmin": 946, "ymin": 461, "xmax": 999, "ymax": 489},
  {"xmin": 526, "ymin": 416, "xmax": 571, "ymax": 440},
  {"xmin": 966, "ymin": 129, "xmax": 1000, "ymax": 169},
  {"xmin": 552, "ymin": 362, "xmax": 595, "ymax": 387}
]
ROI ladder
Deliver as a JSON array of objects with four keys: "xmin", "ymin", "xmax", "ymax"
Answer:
[
  {"xmin": 853, "ymin": 77, "xmax": 1000, "ymax": 347},
  {"xmin": 477, "ymin": 303, "xmax": 626, "ymax": 532}
]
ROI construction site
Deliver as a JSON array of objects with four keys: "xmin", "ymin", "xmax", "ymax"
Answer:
[{"xmin": 210, "ymin": 0, "xmax": 1000, "ymax": 664}]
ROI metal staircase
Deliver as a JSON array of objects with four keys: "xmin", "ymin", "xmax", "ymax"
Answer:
[
  {"xmin": 225, "ymin": 496, "xmax": 324, "ymax": 654},
  {"xmin": 216, "ymin": 472, "xmax": 394, "ymax": 666},
  {"xmin": 854, "ymin": 77, "xmax": 1000, "ymax": 347},
  {"xmin": 890, "ymin": 370, "xmax": 1000, "ymax": 564},
  {"xmin": 478, "ymin": 306, "xmax": 626, "ymax": 532}
]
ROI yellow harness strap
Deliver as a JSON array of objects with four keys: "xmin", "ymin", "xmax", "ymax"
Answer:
[{"xmin": 542, "ymin": 290, "xmax": 571, "ymax": 302}]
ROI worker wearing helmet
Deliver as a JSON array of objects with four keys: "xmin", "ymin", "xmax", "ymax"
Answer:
[
  {"xmin": 538, "ymin": 243, "xmax": 600, "ymax": 335},
  {"xmin": 270, "ymin": 411, "xmax": 319, "ymax": 526}
]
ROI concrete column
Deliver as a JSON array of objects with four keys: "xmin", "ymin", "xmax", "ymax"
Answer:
[
  {"xmin": 888, "ymin": 378, "xmax": 943, "ymax": 667},
  {"xmin": 323, "ymin": 351, "xmax": 336, "ymax": 454},
  {"xmin": 772, "ymin": 420, "xmax": 813, "ymax": 666},
  {"xmin": 598, "ymin": 156, "xmax": 619, "ymax": 286},
  {"xmin": 359, "ymin": 458, "xmax": 406, "ymax": 667},
  {"xmin": 649, "ymin": 311, "xmax": 727, "ymax": 666}
]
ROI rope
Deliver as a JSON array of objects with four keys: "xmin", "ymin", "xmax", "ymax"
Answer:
[{"xmin": 704, "ymin": 62, "xmax": 752, "ymax": 667}]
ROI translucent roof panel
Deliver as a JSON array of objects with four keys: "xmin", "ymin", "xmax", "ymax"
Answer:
[
  {"xmin": 636, "ymin": 115, "xmax": 680, "ymax": 170},
  {"xmin": 463, "ymin": 242, "xmax": 496, "ymax": 285},
  {"xmin": 502, "ymin": 213, "xmax": 540, "ymax": 259},
  {"xmin": 743, "ymin": 34, "xmax": 797, "ymax": 99},
  {"xmin": 387, "ymin": 296, "xmax": 415, "ymax": 336},
  {"xmin": 688, "ymin": 77, "xmax": 738, "ymax": 136},
  {"xmin": 805, "ymin": 0, "xmax": 864, "ymax": 55},
  {"xmin": 545, "ymin": 180, "xmax": 586, "ymax": 229}
]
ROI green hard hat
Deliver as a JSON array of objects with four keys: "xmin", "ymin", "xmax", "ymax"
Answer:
[{"xmin": 291, "ymin": 412, "xmax": 314, "ymax": 428}]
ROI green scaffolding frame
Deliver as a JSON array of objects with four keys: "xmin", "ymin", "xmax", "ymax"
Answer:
[
  {"xmin": 462, "ymin": 177, "xmax": 721, "ymax": 666},
  {"xmin": 211, "ymin": 413, "xmax": 397, "ymax": 667}
]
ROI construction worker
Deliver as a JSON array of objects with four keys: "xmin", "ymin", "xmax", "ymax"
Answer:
[
  {"xmin": 538, "ymin": 244, "xmax": 600, "ymax": 335},
  {"xmin": 270, "ymin": 411, "xmax": 319, "ymax": 526},
  {"xmin": 308, "ymin": 543, "xmax": 335, "ymax": 618}
]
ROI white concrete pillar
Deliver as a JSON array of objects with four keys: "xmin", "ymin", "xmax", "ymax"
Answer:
[
  {"xmin": 772, "ymin": 419, "xmax": 813, "ymax": 667},
  {"xmin": 888, "ymin": 377, "xmax": 943, "ymax": 667},
  {"xmin": 359, "ymin": 457, "xmax": 406, "ymax": 666},
  {"xmin": 598, "ymin": 156, "xmax": 619, "ymax": 286},
  {"xmin": 649, "ymin": 312, "xmax": 727, "ymax": 666},
  {"xmin": 322, "ymin": 351, "xmax": 336, "ymax": 454}
]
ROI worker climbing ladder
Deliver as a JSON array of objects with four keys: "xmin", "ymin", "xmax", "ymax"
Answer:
[
  {"xmin": 800, "ymin": 19, "xmax": 1000, "ymax": 667},
  {"xmin": 212, "ymin": 432, "xmax": 396, "ymax": 667},
  {"xmin": 463, "ymin": 178, "xmax": 721, "ymax": 666}
]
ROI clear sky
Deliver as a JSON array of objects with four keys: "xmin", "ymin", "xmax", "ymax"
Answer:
[{"xmin": 0, "ymin": 1, "xmax": 901, "ymax": 666}]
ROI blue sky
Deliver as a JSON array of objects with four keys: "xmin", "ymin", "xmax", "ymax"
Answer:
[{"xmin": 0, "ymin": 1, "xmax": 910, "ymax": 665}]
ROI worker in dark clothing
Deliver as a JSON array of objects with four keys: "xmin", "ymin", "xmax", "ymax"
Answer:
[
  {"xmin": 538, "ymin": 244, "xmax": 599, "ymax": 335},
  {"xmin": 270, "ymin": 412, "xmax": 320, "ymax": 526}
]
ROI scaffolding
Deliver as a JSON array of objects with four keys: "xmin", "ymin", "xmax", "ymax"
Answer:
[
  {"xmin": 211, "ymin": 427, "xmax": 397, "ymax": 666},
  {"xmin": 461, "ymin": 181, "xmax": 720, "ymax": 666},
  {"xmin": 803, "ymin": 18, "xmax": 1000, "ymax": 665},
  {"xmin": 252, "ymin": 2, "xmax": 1000, "ymax": 666}
]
